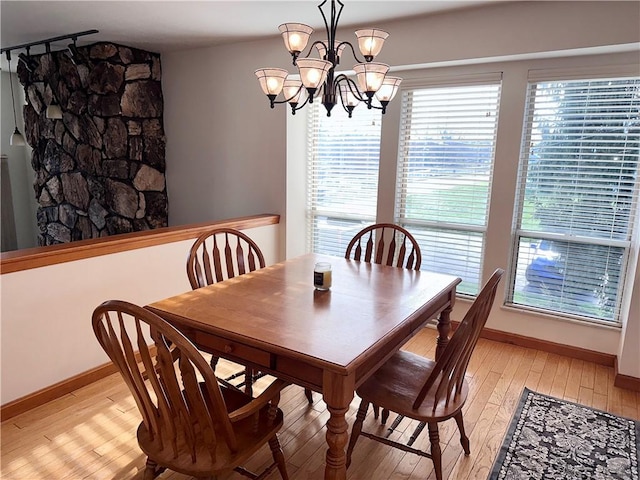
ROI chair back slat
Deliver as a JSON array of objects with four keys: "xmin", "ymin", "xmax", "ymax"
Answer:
[
  {"xmin": 396, "ymin": 238, "xmax": 407, "ymax": 268},
  {"xmin": 235, "ymin": 237, "xmax": 247, "ymax": 275},
  {"xmin": 412, "ymin": 268, "xmax": 504, "ymax": 410},
  {"xmin": 384, "ymin": 228, "xmax": 398, "ymax": 266},
  {"xmin": 365, "ymin": 231, "xmax": 374, "ymax": 261},
  {"xmin": 213, "ymin": 235, "xmax": 224, "ymax": 282},
  {"xmin": 92, "ymin": 301, "xmax": 240, "ymax": 465},
  {"xmin": 135, "ymin": 320, "xmax": 177, "ymax": 452},
  {"xmin": 97, "ymin": 316, "xmax": 158, "ymax": 438},
  {"xmin": 153, "ymin": 327, "xmax": 195, "ymax": 456},
  {"xmin": 187, "ymin": 228, "xmax": 266, "ymax": 289},
  {"xmin": 200, "ymin": 242, "xmax": 213, "ymax": 286},
  {"xmin": 223, "ymin": 233, "xmax": 235, "ymax": 279},
  {"xmin": 345, "ymin": 223, "xmax": 422, "ymax": 271},
  {"xmin": 375, "ymin": 228, "xmax": 386, "ymax": 264}
]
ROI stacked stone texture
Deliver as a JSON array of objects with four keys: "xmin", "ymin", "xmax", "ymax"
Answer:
[{"xmin": 17, "ymin": 42, "xmax": 168, "ymax": 246}]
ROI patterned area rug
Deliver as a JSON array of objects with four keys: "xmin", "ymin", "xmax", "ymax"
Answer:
[{"xmin": 490, "ymin": 388, "xmax": 639, "ymax": 480}]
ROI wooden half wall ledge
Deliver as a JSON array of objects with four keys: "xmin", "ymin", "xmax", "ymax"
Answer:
[
  {"xmin": 3, "ymin": 325, "xmax": 638, "ymax": 421},
  {"xmin": 0, "ymin": 213, "xmax": 280, "ymax": 274}
]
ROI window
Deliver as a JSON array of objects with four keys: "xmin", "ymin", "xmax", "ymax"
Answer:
[
  {"xmin": 508, "ymin": 77, "xmax": 640, "ymax": 324},
  {"xmin": 306, "ymin": 103, "xmax": 383, "ymax": 256},
  {"xmin": 395, "ymin": 80, "xmax": 502, "ymax": 295}
]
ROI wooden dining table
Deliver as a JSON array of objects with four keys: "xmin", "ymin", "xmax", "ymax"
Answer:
[{"xmin": 146, "ymin": 253, "xmax": 461, "ymax": 480}]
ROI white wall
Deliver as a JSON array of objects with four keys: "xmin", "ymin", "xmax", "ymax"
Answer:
[
  {"xmin": 162, "ymin": 40, "xmax": 289, "ymax": 226},
  {"xmin": 0, "ymin": 224, "xmax": 279, "ymax": 404},
  {"xmin": 0, "ymin": 70, "xmax": 38, "ymax": 250},
  {"xmin": 161, "ymin": 0, "xmax": 640, "ymax": 377}
]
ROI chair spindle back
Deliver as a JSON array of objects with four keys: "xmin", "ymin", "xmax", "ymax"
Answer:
[
  {"xmin": 413, "ymin": 268, "xmax": 504, "ymax": 410},
  {"xmin": 345, "ymin": 223, "xmax": 422, "ymax": 270},
  {"xmin": 187, "ymin": 228, "xmax": 266, "ymax": 289}
]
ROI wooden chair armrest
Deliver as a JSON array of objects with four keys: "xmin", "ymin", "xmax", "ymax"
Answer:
[{"xmin": 228, "ymin": 379, "xmax": 289, "ymax": 422}]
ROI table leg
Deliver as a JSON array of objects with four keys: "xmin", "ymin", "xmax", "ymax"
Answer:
[
  {"xmin": 436, "ymin": 304, "xmax": 453, "ymax": 361},
  {"xmin": 322, "ymin": 371, "xmax": 355, "ymax": 480}
]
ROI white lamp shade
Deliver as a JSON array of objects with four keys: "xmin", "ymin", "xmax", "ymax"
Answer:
[
  {"xmin": 339, "ymin": 84, "xmax": 361, "ymax": 108},
  {"xmin": 283, "ymin": 77, "xmax": 305, "ymax": 104},
  {"xmin": 355, "ymin": 29, "xmax": 389, "ymax": 59},
  {"xmin": 296, "ymin": 58, "xmax": 332, "ymax": 90},
  {"xmin": 10, "ymin": 128, "xmax": 26, "ymax": 146},
  {"xmin": 375, "ymin": 76, "xmax": 402, "ymax": 102},
  {"xmin": 278, "ymin": 23, "xmax": 313, "ymax": 54},
  {"xmin": 315, "ymin": 41, "xmax": 347, "ymax": 60},
  {"xmin": 46, "ymin": 103, "xmax": 63, "ymax": 119},
  {"xmin": 353, "ymin": 62, "xmax": 389, "ymax": 94},
  {"xmin": 254, "ymin": 68, "xmax": 289, "ymax": 96}
]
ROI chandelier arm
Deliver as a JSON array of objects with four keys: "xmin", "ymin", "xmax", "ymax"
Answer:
[
  {"xmin": 338, "ymin": 41, "xmax": 365, "ymax": 64},
  {"xmin": 304, "ymin": 40, "xmax": 329, "ymax": 60},
  {"xmin": 291, "ymin": 95, "xmax": 312, "ymax": 114},
  {"xmin": 270, "ymin": 84, "xmax": 305, "ymax": 105},
  {"xmin": 334, "ymin": 74, "xmax": 368, "ymax": 102}
]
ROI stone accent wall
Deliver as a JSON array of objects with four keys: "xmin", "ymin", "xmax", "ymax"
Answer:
[{"xmin": 17, "ymin": 42, "xmax": 168, "ymax": 245}]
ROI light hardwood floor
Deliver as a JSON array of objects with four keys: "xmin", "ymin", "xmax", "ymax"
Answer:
[{"xmin": 2, "ymin": 327, "xmax": 639, "ymax": 480}]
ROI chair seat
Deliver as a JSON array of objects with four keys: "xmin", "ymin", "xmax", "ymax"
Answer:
[
  {"xmin": 357, "ymin": 349, "xmax": 469, "ymax": 422},
  {"xmin": 137, "ymin": 384, "xmax": 284, "ymax": 477}
]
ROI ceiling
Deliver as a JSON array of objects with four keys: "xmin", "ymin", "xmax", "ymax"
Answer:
[{"xmin": 1, "ymin": 1, "xmax": 498, "ymax": 65}]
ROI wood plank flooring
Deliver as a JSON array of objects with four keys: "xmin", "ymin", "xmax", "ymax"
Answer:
[{"xmin": 2, "ymin": 328, "xmax": 638, "ymax": 480}]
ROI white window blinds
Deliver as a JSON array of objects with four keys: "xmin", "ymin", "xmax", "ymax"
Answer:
[
  {"xmin": 508, "ymin": 77, "xmax": 640, "ymax": 324},
  {"xmin": 395, "ymin": 81, "xmax": 502, "ymax": 295},
  {"xmin": 306, "ymin": 103, "xmax": 383, "ymax": 256}
]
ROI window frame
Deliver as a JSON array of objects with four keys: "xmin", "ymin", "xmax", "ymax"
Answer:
[
  {"xmin": 394, "ymin": 75, "xmax": 503, "ymax": 296},
  {"xmin": 305, "ymin": 100, "xmax": 384, "ymax": 257},
  {"xmin": 506, "ymin": 73, "xmax": 640, "ymax": 326}
]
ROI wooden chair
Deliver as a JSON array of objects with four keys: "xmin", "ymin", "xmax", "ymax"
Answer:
[
  {"xmin": 186, "ymin": 227, "xmax": 265, "ymax": 395},
  {"xmin": 346, "ymin": 268, "xmax": 504, "ymax": 480},
  {"xmin": 345, "ymin": 223, "xmax": 422, "ymax": 270},
  {"xmin": 92, "ymin": 300, "xmax": 289, "ymax": 480},
  {"xmin": 345, "ymin": 223, "xmax": 422, "ymax": 420},
  {"xmin": 186, "ymin": 227, "xmax": 266, "ymax": 289},
  {"xmin": 187, "ymin": 227, "xmax": 313, "ymax": 403}
]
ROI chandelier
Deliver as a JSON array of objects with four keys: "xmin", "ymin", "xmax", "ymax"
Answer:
[{"xmin": 255, "ymin": 0, "xmax": 402, "ymax": 118}]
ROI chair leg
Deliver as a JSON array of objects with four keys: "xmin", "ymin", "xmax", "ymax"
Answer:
[
  {"xmin": 143, "ymin": 458, "xmax": 165, "ymax": 480},
  {"xmin": 268, "ymin": 435, "xmax": 289, "ymax": 480},
  {"xmin": 427, "ymin": 423, "xmax": 443, "ymax": 480},
  {"xmin": 244, "ymin": 367, "xmax": 253, "ymax": 396},
  {"xmin": 372, "ymin": 404, "xmax": 379, "ymax": 419},
  {"xmin": 304, "ymin": 388, "xmax": 313, "ymax": 404},
  {"xmin": 381, "ymin": 408, "xmax": 390, "ymax": 425},
  {"xmin": 346, "ymin": 400, "xmax": 369, "ymax": 468},
  {"xmin": 209, "ymin": 355, "xmax": 219, "ymax": 371},
  {"xmin": 454, "ymin": 411, "xmax": 470, "ymax": 455}
]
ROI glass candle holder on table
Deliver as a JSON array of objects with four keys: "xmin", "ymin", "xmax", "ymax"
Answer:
[{"xmin": 314, "ymin": 262, "xmax": 332, "ymax": 291}]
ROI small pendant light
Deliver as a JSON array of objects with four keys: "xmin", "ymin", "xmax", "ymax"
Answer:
[{"xmin": 5, "ymin": 51, "xmax": 26, "ymax": 147}]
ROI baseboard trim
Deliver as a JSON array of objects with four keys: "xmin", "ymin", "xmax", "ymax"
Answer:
[
  {"xmin": 614, "ymin": 358, "xmax": 640, "ymax": 391},
  {"xmin": 1, "ymin": 362, "xmax": 117, "ymax": 422},
  {"xmin": 475, "ymin": 326, "xmax": 617, "ymax": 367}
]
